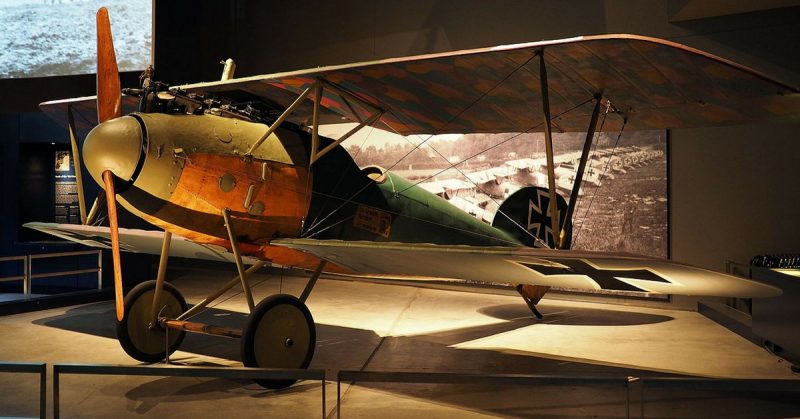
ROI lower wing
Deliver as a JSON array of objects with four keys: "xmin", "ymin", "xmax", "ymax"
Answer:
[
  {"xmin": 25, "ymin": 223, "xmax": 780, "ymax": 298},
  {"xmin": 24, "ymin": 222, "xmax": 260, "ymax": 265},
  {"xmin": 272, "ymin": 239, "xmax": 781, "ymax": 298}
]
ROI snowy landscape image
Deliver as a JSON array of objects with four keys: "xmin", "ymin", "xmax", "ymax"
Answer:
[{"xmin": 0, "ymin": 0, "xmax": 151, "ymax": 78}]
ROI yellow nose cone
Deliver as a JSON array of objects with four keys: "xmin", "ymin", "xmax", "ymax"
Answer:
[{"xmin": 83, "ymin": 116, "xmax": 143, "ymax": 183}]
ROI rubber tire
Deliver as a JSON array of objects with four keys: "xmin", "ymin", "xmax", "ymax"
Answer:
[
  {"xmin": 116, "ymin": 280, "xmax": 188, "ymax": 363},
  {"xmin": 241, "ymin": 294, "xmax": 316, "ymax": 389}
]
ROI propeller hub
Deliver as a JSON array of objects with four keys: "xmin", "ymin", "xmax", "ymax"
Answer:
[{"xmin": 84, "ymin": 116, "xmax": 144, "ymax": 185}]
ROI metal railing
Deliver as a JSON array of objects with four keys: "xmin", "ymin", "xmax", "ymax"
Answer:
[
  {"xmin": 52, "ymin": 364, "xmax": 327, "ymax": 419},
  {"xmin": 0, "ymin": 255, "xmax": 28, "ymax": 291},
  {"xmin": 336, "ymin": 370, "xmax": 800, "ymax": 418},
  {"xmin": 2, "ymin": 361, "xmax": 798, "ymax": 419},
  {"xmin": 337, "ymin": 370, "xmax": 634, "ymax": 418},
  {"xmin": 0, "ymin": 362, "xmax": 47, "ymax": 419},
  {"xmin": 0, "ymin": 250, "xmax": 101, "ymax": 295}
]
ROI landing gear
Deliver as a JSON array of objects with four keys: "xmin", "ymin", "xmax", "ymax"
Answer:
[
  {"xmin": 113, "ymin": 212, "xmax": 321, "ymax": 390},
  {"xmin": 116, "ymin": 280, "xmax": 188, "ymax": 363},
  {"xmin": 241, "ymin": 294, "xmax": 316, "ymax": 389},
  {"xmin": 516, "ymin": 284, "xmax": 550, "ymax": 320}
]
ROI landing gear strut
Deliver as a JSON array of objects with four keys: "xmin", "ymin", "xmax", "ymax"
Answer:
[{"xmin": 515, "ymin": 284, "xmax": 550, "ymax": 319}]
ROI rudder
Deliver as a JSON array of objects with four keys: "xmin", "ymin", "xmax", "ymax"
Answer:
[{"xmin": 492, "ymin": 186, "xmax": 572, "ymax": 248}]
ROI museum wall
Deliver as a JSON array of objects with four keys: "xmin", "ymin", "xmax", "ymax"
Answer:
[
  {"xmin": 670, "ymin": 121, "xmax": 800, "ymax": 272},
  {"xmin": 153, "ymin": 1, "xmax": 800, "ymax": 85}
]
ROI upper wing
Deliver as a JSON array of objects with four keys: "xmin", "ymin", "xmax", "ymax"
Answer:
[
  {"xmin": 177, "ymin": 34, "xmax": 800, "ymax": 135},
  {"xmin": 39, "ymin": 95, "xmax": 139, "ymax": 134},
  {"xmin": 24, "ymin": 222, "xmax": 260, "ymax": 265},
  {"xmin": 272, "ymin": 238, "xmax": 781, "ymax": 298},
  {"xmin": 40, "ymin": 35, "xmax": 799, "ymax": 134}
]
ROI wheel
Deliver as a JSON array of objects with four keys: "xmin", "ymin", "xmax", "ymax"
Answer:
[
  {"xmin": 241, "ymin": 294, "xmax": 316, "ymax": 389},
  {"xmin": 116, "ymin": 280, "xmax": 188, "ymax": 363}
]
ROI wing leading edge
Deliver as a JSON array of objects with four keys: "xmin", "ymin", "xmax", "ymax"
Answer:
[
  {"xmin": 24, "ymin": 222, "xmax": 260, "ymax": 265},
  {"xmin": 271, "ymin": 238, "xmax": 781, "ymax": 298},
  {"xmin": 178, "ymin": 34, "xmax": 800, "ymax": 135}
]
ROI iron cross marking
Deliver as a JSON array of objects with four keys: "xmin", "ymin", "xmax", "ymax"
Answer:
[
  {"xmin": 527, "ymin": 188, "xmax": 555, "ymax": 244},
  {"xmin": 519, "ymin": 258, "xmax": 670, "ymax": 292}
]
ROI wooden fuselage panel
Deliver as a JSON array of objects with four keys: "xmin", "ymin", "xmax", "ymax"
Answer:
[
  {"xmin": 170, "ymin": 153, "xmax": 308, "ymax": 242},
  {"xmin": 136, "ymin": 154, "xmax": 330, "ymax": 269}
]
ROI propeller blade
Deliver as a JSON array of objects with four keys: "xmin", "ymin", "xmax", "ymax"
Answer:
[
  {"xmin": 85, "ymin": 191, "xmax": 106, "ymax": 226},
  {"xmin": 102, "ymin": 170, "xmax": 125, "ymax": 322},
  {"xmin": 96, "ymin": 7, "xmax": 121, "ymax": 123},
  {"xmin": 67, "ymin": 105, "xmax": 88, "ymax": 225}
]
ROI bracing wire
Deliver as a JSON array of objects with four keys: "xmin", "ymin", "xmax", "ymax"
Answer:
[
  {"xmin": 306, "ymin": 123, "xmax": 376, "ymax": 231},
  {"xmin": 572, "ymin": 116, "xmax": 628, "ymax": 247},
  {"xmin": 303, "ymin": 95, "xmax": 596, "ymax": 241},
  {"xmin": 396, "ymin": 98, "xmax": 595, "ymax": 194},
  {"xmin": 389, "ymin": 97, "xmax": 598, "ymax": 248},
  {"xmin": 303, "ymin": 51, "xmax": 543, "ymax": 237},
  {"xmin": 184, "ymin": 272, "xmax": 272, "ymax": 321}
]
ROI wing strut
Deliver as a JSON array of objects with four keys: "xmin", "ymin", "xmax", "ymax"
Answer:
[
  {"xmin": 311, "ymin": 109, "xmax": 383, "ymax": 164},
  {"xmin": 538, "ymin": 51, "xmax": 560, "ymax": 247},
  {"xmin": 148, "ymin": 230, "xmax": 172, "ymax": 328},
  {"xmin": 245, "ymin": 84, "xmax": 315, "ymax": 157},
  {"xmin": 560, "ymin": 93, "xmax": 603, "ymax": 249},
  {"xmin": 299, "ymin": 260, "xmax": 327, "ymax": 303},
  {"xmin": 515, "ymin": 284, "xmax": 550, "ymax": 319},
  {"xmin": 245, "ymin": 78, "xmax": 384, "ymax": 166},
  {"xmin": 222, "ymin": 208, "xmax": 255, "ymax": 312},
  {"xmin": 310, "ymin": 80, "xmax": 384, "ymax": 165},
  {"xmin": 310, "ymin": 81, "xmax": 323, "ymax": 166}
]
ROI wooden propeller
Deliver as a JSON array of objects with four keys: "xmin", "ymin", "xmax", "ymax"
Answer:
[
  {"xmin": 96, "ymin": 7, "xmax": 121, "ymax": 123},
  {"xmin": 103, "ymin": 170, "xmax": 125, "ymax": 321},
  {"xmin": 97, "ymin": 7, "xmax": 124, "ymax": 321}
]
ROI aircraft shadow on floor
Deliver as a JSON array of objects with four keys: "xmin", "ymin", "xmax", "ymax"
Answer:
[
  {"xmin": 479, "ymin": 303, "xmax": 674, "ymax": 326},
  {"xmin": 32, "ymin": 302, "xmax": 800, "ymax": 418}
]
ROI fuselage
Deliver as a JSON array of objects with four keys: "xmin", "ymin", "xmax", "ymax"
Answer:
[{"xmin": 83, "ymin": 113, "xmax": 522, "ymax": 271}]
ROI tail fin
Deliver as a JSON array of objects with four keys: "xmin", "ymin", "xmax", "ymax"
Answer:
[{"xmin": 492, "ymin": 186, "xmax": 572, "ymax": 248}]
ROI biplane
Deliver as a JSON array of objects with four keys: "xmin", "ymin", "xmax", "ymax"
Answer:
[{"xmin": 26, "ymin": 7, "xmax": 797, "ymax": 389}]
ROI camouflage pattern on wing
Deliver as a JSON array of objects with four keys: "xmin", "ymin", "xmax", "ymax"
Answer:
[{"xmin": 179, "ymin": 34, "xmax": 800, "ymax": 135}]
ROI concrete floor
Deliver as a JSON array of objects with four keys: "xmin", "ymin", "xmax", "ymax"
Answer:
[{"xmin": 0, "ymin": 266, "xmax": 798, "ymax": 418}]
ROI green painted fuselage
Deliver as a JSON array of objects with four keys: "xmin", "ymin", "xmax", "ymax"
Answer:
[{"xmin": 305, "ymin": 136, "xmax": 522, "ymax": 247}]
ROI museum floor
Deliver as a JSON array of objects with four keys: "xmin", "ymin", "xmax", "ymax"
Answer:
[{"xmin": 1, "ymin": 265, "xmax": 798, "ymax": 418}]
